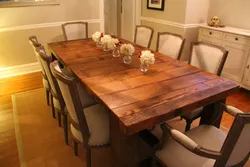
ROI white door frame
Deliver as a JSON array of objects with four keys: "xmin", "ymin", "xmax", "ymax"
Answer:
[
  {"xmin": 135, "ymin": 0, "xmax": 141, "ymax": 26},
  {"xmin": 100, "ymin": 0, "xmax": 141, "ymax": 34},
  {"xmin": 100, "ymin": 0, "xmax": 105, "ymax": 32}
]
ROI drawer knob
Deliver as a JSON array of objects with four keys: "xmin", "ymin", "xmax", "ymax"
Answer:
[
  {"xmin": 235, "ymin": 37, "xmax": 239, "ymax": 41},
  {"xmin": 247, "ymin": 65, "xmax": 250, "ymax": 69},
  {"xmin": 209, "ymin": 32, "xmax": 212, "ymax": 35}
]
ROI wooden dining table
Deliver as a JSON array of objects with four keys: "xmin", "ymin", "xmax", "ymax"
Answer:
[{"xmin": 48, "ymin": 38, "xmax": 239, "ymax": 167}]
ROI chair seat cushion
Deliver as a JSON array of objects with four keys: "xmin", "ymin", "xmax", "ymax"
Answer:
[
  {"xmin": 182, "ymin": 107, "xmax": 203, "ymax": 120},
  {"xmin": 42, "ymin": 78, "xmax": 49, "ymax": 90},
  {"xmin": 155, "ymin": 125, "xmax": 226, "ymax": 167},
  {"xmin": 70, "ymin": 104, "xmax": 110, "ymax": 146}
]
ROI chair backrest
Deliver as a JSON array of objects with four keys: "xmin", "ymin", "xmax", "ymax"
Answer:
[
  {"xmin": 50, "ymin": 61, "xmax": 90, "ymax": 146},
  {"xmin": 28, "ymin": 36, "xmax": 40, "ymax": 49},
  {"xmin": 28, "ymin": 36, "xmax": 47, "ymax": 76},
  {"xmin": 36, "ymin": 46, "xmax": 64, "ymax": 107},
  {"xmin": 62, "ymin": 22, "xmax": 88, "ymax": 41},
  {"xmin": 156, "ymin": 32, "xmax": 185, "ymax": 60},
  {"xmin": 215, "ymin": 114, "xmax": 250, "ymax": 167},
  {"xmin": 189, "ymin": 42, "xmax": 228, "ymax": 76},
  {"xmin": 134, "ymin": 25, "xmax": 154, "ymax": 48}
]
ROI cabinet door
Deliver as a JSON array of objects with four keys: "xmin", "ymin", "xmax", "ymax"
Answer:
[
  {"xmin": 242, "ymin": 52, "xmax": 250, "ymax": 87},
  {"xmin": 221, "ymin": 42, "xmax": 250, "ymax": 82}
]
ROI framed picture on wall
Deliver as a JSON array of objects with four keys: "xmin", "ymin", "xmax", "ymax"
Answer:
[{"xmin": 147, "ymin": 0, "xmax": 165, "ymax": 11}]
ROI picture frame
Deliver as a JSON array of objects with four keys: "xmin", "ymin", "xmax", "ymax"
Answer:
[{"xmin": 147, "ymin": 0, "xmax": 165, "ymax": 11}]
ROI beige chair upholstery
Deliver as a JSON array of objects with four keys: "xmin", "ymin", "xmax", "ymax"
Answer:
[
  {"xmin": 134, "ymin": 25, "xmax": 154, "ymax": 48},
  {"xmin": 29, "ymin": 36, "xmax": 49, "ymax": 90},
  {"xmin": 182, "ymin": 42, "xmax": 228, "ymax": 131},
  {"xmin": 189, "ymin": 42, "xmax": 228, "ymax": 76},
  {"xmin": 226, "ymin": 124, "xmax": 250, "ymax": 166},
  {"xmin": 156, "ymin": 32, "xmax": 185, "ymax": 60},
  {"xmin": 53, "ymin": 97, "xmax": 61, "ymax": 110},
  {"xmin": 38, "ymin": 48, "xmax": 57, "ymax": 96},
  {"xmin": 36, "ymin": 47, "xmax": 69, "ymax": 145},
  {"xmin": 62, "ymin": 22, "xmax": 88, "ymax": 41},
  {"xmin": 156, "ymin": 125, "xmax": 225, "ymax": 167},
  {"xmin": 70, "ymin": 104, "xmax": 110, "ymax": 146},
  {"xmin": 154, "ymin": 104, "xmax": 250, "ymax": 167},
  {"xmin": 51, "ymin": 60, "xmax": 110, "ymax": 167},
  {"xmin": 51, "ymin": 61, "xmax": 110, "ymax": 146},
  {"xmin": 42, "ymin": 78, "xmax": 49, "ymax": 89}
]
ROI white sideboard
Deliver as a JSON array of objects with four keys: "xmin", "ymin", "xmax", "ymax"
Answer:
[{"xmin": 198, "ymin": 25, "xmax": 250, "ymax": 90}]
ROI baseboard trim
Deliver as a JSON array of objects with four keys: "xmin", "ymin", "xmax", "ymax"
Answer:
[
  {"xmin": 140, "ymin": 17, "xmax": 200, "ymax": 29},
  {"xmin": 0, "ymin": 19, "xmax": 100, "ymax": 32},
  {"xmin": 0, "ymin": 62, "xmax": 41, "ymax": 79}
]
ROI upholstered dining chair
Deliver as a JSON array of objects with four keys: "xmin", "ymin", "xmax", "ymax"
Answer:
[
  {"xmin": 51, "ymin": 61, "xmax": 110, "ymax": 167},
  {"xmin": 152, "ymin": 103, "xmax": 250, "ymax": 167},
  {"xmin": 62, "ymin": 21, "xmax": 88, "ymax": 41},
  {"xmin": 29, "ymin": 36, "xmax": 51, "ymax": 106},
  {"xmin": 134, "ymin": 25, "xmax": 154, "ymax": 48},
  {"xmin": 36, "ymin": 46, "xmax": 70, "ymax": 145},
  {"xmin": 182, "ymin": 42, "xmax": 229, "ymax": 131},
  {"xmin": 156, "ymin": 32, "xmax": 185, "ymax": 60}
]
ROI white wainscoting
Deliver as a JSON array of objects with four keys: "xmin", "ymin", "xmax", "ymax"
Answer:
[
  {"xmin": 0, "ymin": 62, "xmax": 41, "ymax": 79},
  {"xmin": 0, "ymin": 19, "xmax": 100, "ymax": 32},
  {"xmin": 140, "ymin": 17, "xmax": 199, "ymax": 29},
  {"xmin": 0, "ymin": 19, "xmax": 100, "ymax": 78}
]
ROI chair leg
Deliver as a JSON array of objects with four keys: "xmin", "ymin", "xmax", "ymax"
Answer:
[
  {"xmin": 51, "ymin": 94, "xmax": 56, "ymax": 119},
  {"xmin": 57, "ymin": 111, "xmax": 62, "ymax": 127},
  {"xmin": 185, "ymin": 120, "xmax": 193, "ymax": 132},
  {"xmin": 63, "ymin": 114, "xmax": 69, "ymax": 145},
  {"xmin": 46, "ymin": 90, "xmax": 50, "ymax": 106},
  {"xmin": 74, "ymin": 140, "xmax": 78, "ymax": 156},
  {"xmin": 86, "ymin": 148, "xmax": 91, "ymax": 167}
]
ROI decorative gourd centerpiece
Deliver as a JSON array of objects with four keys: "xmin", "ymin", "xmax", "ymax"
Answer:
[{"xmin": 208, "ymin": 16, "xmax": 225, "ymax": 28}]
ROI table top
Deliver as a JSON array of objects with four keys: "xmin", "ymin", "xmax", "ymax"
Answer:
[{"xmin": 48, "ymin": 38, "xmax": 239, "ymax": 135}]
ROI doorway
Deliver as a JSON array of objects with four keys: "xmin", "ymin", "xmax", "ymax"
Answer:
[{"xmin": 103, "ymin": 0, "xmax": 141, "ymax": 41}]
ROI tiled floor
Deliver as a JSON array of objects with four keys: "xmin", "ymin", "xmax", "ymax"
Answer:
[{"xmin": 0, "ymin": 72, "xmax": 249, "ymax": 167}]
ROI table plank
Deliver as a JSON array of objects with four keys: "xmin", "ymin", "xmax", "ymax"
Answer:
[{"xmin": 48, "ymin": 38, "xmax": 239, "ymax": 135}]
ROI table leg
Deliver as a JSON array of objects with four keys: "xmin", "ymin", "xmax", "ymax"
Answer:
[
  {"xmin": 199, "ymin": 99, "xmax": 226, "ymax": 128},
  {"xmin": 109, "ymin": 112, "xmax": 153, "ymax": 167}
]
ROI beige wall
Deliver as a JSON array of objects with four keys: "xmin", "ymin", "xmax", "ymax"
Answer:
[
  {"xmin": 140, "ymin": 0, "xmax": 210, "ymax": 60},
  {"xmin": 0, "ymin": 0, "xmax": 99, "ymax": 27},
  {"xmin": 141, "ymin": 20, "xmax": 184, "ymax": 51},
  {"xmin": 208, "ymin": 0, "xmax": 250, "ymax": 29},
  {"xmin": 141, "ymin": 0, "xmax": 187, "ymax": 24},
  {"xmin": 185, "ymin": 0, "xmax": 210, "ymax": 24},
  {"xmin": 141, "ymin": 0, "xmax": 186, "ymax": 51},
  {"xmin": 0, "ymin": 0, "xmax": 100, "ymax": 68},
  {"xmin": 0, "ymin": 23, "xmax": 100, "ymax": 68}
]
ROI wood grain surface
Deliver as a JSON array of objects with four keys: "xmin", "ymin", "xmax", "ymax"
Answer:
[{"xmin": 48, "ymin": 38, "xmax": 239, "ymax": 135}]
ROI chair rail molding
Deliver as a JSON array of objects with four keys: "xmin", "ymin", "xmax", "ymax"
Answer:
[
  {"xmin": 0, "ymin": 62, "xmax": 41, "ymax": 79},
  {"xmin": 140, "ymin": 17, "xmax": 200, "ymax": 29},
  {"xmin": 0, "ymin": 19, "xmax": 100, "ymax": 32}
]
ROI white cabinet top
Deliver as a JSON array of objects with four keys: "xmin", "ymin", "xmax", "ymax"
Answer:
[{"xmin": 199, "ymin": 24, "xmax": 250, "ymax": 37}]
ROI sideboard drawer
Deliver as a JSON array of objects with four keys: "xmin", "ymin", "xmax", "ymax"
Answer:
[
  {"xmin": 199, "ymin": 35, "xmax": 222, "ymax": 46},
  {"xmin": 200, "ymin": 28, "xmax": 223, "ymax": 39},
  {"xmin": 224, "ymin": 33, "xmax": 250, "ymax": 46}
]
